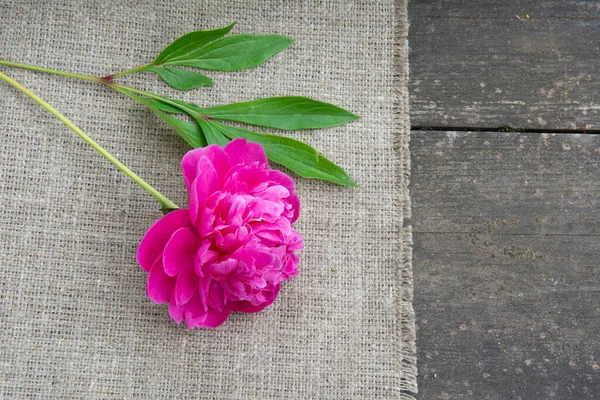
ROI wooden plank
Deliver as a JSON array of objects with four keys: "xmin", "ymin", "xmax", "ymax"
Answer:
[
  {"xmin": 411, "ymin": 131, "xmax": 600, "ymax": 399},
  {"xmin": 412, "ymin": 1, "xmax": 600, "ymax": 19},
  {"xmin": 409, "ymin": 1, "xmax": 600, "ymax": 129}
]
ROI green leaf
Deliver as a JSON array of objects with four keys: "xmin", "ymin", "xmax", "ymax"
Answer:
[
  {"xmin": 135, "ymin": 97, "xmax": 184, "ymax": 114},
  {"xmin": 116, "ymin": 89, "xmax": 187, "ymax": 115},
  {"xmin": 196, "ymin": 96, "xmax": 359, "ymax": 130},
  {"xmin": 165, "ymin": 35, "xmax": 294, "ymax": 71},
  {"xmin": 151, "ymin": 99, "xmax": 206, "ymax": 119},
  {"xmin": 171, "ymin": 99, "xmax": 205, "ymax": 114},
  {"xmin": 208, "ymin": 120, "xmax": 356, "ymax": 186},
  {"xmin": 117, "ymin": 89, "xmax": 208, "ymax": 147},
  {"xmin": 147, "ymin": 66, "xmax": 213, "ymax": 91},
  {"xmin": 153, "ymin": 23, "xmax": 236, "ymax": 64},
  {"xmin": 196, "ymin": 119, "xmax": 230, "ymax": 146},
  {"xmin": 126, "ymin": 96, "xmax": 203, "ymax": 116},
  {"xmin": 149, "ymin": 108, "xmax": 207, "ymax": 148}
]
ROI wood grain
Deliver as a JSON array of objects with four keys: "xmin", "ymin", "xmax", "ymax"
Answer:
[
  {"xmin": 411, "ymin": 131, "xmax": 600, "ymax": 399},
  {"xmin": 409, "ymin": 1, "xmax": 600, "ymax": 130}
]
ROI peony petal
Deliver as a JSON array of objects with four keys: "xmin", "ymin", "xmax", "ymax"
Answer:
[
  {"xmin": 260, "ymin": 185, "xmax": 290, "ymax": 201},
  {"xmin": 250, "ymin": 276, "xmax": 267, "ymax": 289},
  {"xmin": 253, "ymin": 218, "xmax": 301, "ymax": 247},
  {"xmin": 182, "ymin": 293, "xmax": 206, "ymax": 328},
  {"xmin": 194, "ymin": 242, "xmax": 218, "ymax": 275},
  {"xmin": 263, "ymin": 269, "xmax": 283, "ymax": 281},
  {"xmin": 199, "ymin": 192, "xmax": 225, "ymax": 237},
  {"xmin": 209, "ymin": 259, "xmax": 238, "ymax": 275},
  {"xmin": 185, "ymin": 282, "xmax": 231, "ymax": 328},
  {"xmin": 228, "ymin": 279, "xmax": 248, "ymax": 300},
  {"xmin": 287, "ymin": 230, "xmax": 304, "ymax": 251},
  {"xmin": 237, "ymin": 226, "xmax": 250, "ymax": 242},
  {"xmin": 285, "ymin": 193, "xmax": 301, "ymax": 223},
  {"xmin": 250, "ymin": 199, "xmax": 285, "ymax": 222},
  {"xmin": 254, "ymin": 229, "xmax": 283, "ymax": 244},
  {"xmin": 181, "ymin": 145, "xmax": 230, "ymax": 191},
  {"xmin": 137, "ymin": 210, "xmax": 193, "ymax": 272},
  {"xmin": 182, "ymin": 293, "xmax": 230, "ymax": 328},
  {"xmin": 204, "ymin": 280, "xmax": 226, "ymax": 313},
  {"xmin": 175, "ymin": 267, "xmax": 199, "ymax": 305},
  {"xmin": 218, "ymin": 227, "xmax": 251, "ymax": 252},
  {"xmin": 168, "ymin": 292, "xmax": 185, "ymax": 324},
  {"xmin": 231, "ymin": 285, "xmax": 280, "ymax": 313},
  {"xmin": 283, "ymin": 254, "xmax": 300, "ymax": 277},
  {"xmin": 189, "ymin": 156, "xmax": 220, "ymax": 226},
  {"xmin": 197, "ymin": 149, "xmax": 230, "ymax": 180},
  {"xmin": 224, "ymin": 138, "xmax": 268, "ymax": 168},
  {"xmin": 197, "ymin": 277, "xmax": 211, "ymax": 312},
  {"xmin": 252, "ymin": 250, "xmax": 279, "ymax": 268},
  {"xmin": 199, "ymin": 309, "xmax": 231, "ymax": 328},
  {"xmin": 147, "ymin": 259, "xmax": 176, "ymax": 304},
  {"xmin": 163, "ymin": 228, "xmax": 201, "ymax": 277},
  {"xmin": 227, "ymin": 195, "xmax": 247, "ymax": 224},
  {"xmin": 234, "ymin": 167, "xmax": 270, "ymax": 192},
  {"xmin": 266, "ymin": 169, "xmax": 296, "ymax": 193}
]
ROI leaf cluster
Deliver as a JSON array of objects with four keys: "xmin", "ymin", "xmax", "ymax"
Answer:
[
  {"xmin": 117, "ymin": 23, "xmax": 358, "ymax": 186},
  {"xmin": 134, "ymin": 22, "xmax": 293, "ymax": 91}
]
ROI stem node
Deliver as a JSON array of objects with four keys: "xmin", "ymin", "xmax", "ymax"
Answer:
[{"xmin": 100, "ymin": 75, "xmax": 115, "ymax": 83}]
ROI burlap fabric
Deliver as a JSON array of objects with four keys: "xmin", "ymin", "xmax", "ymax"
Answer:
[{"xmin": 0, "ymin": 1, "xmax": 416, "ymax": 398}]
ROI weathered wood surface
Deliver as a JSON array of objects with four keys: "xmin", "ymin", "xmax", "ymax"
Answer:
[
  {"xmin": 411, "ymin": 131, "xmax": 600, "ymax": 399},
  {"xmin": 409, "ymin": 1, "xmax": 600, "ymax": 130}
]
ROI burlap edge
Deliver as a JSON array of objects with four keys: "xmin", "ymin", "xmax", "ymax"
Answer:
[{"xmin": 394, "ymin": 0, "xmax": 418, "ymax": 397}]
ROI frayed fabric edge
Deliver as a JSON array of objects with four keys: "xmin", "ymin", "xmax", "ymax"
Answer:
[{"xmin": 393, "ymin": 0, "xmax": 417, "ymax": 397}]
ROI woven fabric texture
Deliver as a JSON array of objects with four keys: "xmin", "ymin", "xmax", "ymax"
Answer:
[{"xmin": 0, "ymin": 1, "xmax": 416, "ymax": 398}]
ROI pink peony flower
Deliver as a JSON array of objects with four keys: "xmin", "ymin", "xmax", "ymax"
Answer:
[{"xmin": 137, "ymin": 139, "xmax": 303, "ymax": 328}]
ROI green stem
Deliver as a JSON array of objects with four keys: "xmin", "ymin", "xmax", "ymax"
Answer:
[
  {"xmin": 111, "ymin": 82, "xmax": 201, "ymax": 115},
  {"xmin": 0, "ymin": 60, "xmax": 189, "ymax": 113},
  {"xmin": 112, "ymin": 64, "xmax": 153, "ymax": 78},
  {"xmin": 0, "ymin": 60, "xmax": 102, "ymax": 83},
  {"xmin": 0, "ymin": 70, "xmax": 179, "ymax": 211}
]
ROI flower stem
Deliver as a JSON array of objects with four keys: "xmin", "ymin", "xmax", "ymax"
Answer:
[
  {"xmin": 0, "ymin": 70, "xmax": 179, "ymax": 211},
  {"xmin": 0, "ymin": 60, "xmax": 193, "ymax": 114},
  {"xmin": 110, "ymin": 82, "xmax": 202, "ymax": 115},
  {"xmin": 111, "ymin": 64, "xmax": 153, "ymax": 78},
  {"xmin": 0, "ymin": 60, "xmax": 102, "ymax": 83}
]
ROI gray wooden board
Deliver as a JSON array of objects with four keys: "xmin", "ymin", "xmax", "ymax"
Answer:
[
  {"xmin": 412, "ymin": 1, "xmax": 600, "ymax": 19},
  {"xmin": 411, "ymin": 131, "xmax": 600, "ymax": 399},
  {"xmin": 409, "ymin": 1, "xmax": 600, "ymax": 130}
]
